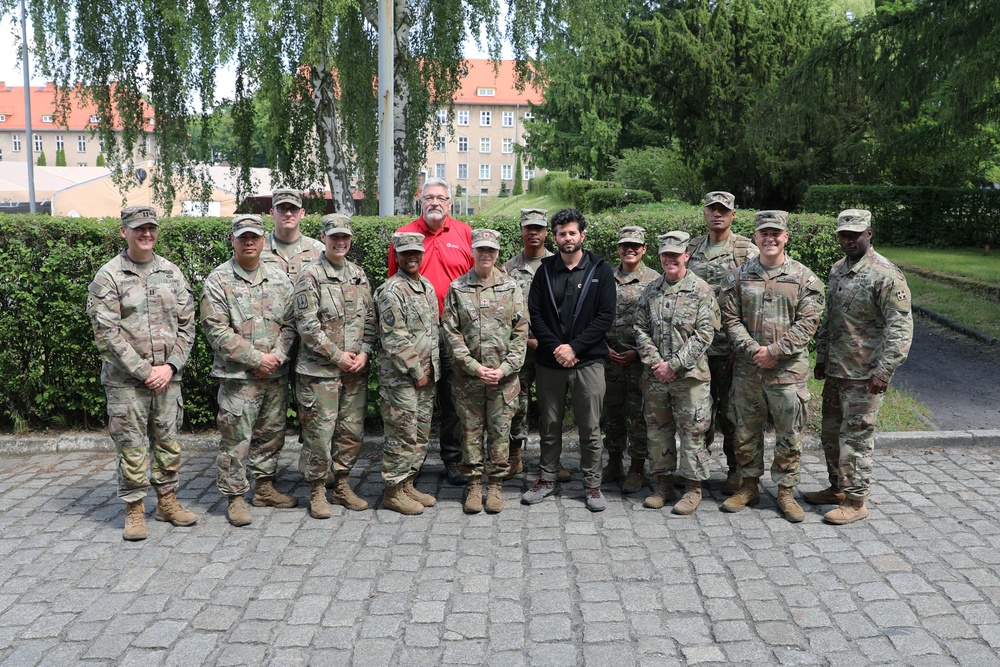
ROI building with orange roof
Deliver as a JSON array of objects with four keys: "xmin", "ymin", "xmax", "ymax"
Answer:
[
  {"xmin": 422, "ymin": 59, "xmax": 546, "ymax": 211},
  {"xmin": 0, "ymin": 82, "xmax": 156, "ymax": 167}
]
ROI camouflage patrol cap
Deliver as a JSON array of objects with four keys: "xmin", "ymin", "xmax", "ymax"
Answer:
[
  {"xmin": 618, "ymin": 226, "xmax": 647, "ymax": 246},
  {"xmin": 321, "ymin": 213, "xmax": 353, "ymax": 236},
  {"xmin": 472, "ymin": 228, "xmax": 502, "ymax": 250},
  {"xmin": 272, "ymin": 188, "xmax": 303, "ymax": 208},
  {"xmin": 231, "ymin": 214, "xmax": 265, "ymax": 237},
  {"xmin": 121, "ymin": 205, "xmax": 158, "ymax": 228},
  {"xmin": 835, "ymin": 209, "xmax": 872, "ymax": 233},
  {"xmin": 704, "ymin": 191, "xmax": 736, "ymax": 210},
  {"xmin": 657, "ymin": 231, "xmax": 690, "ymax": 254},
  {"xmin": 755, "ymin": 210, "xmax": 789, "ymax": 231},
  {"xmin": 520, "ymin": 208, "xmax": 548, "ymax": 227},
  {"xmin": 392, "ymin": 232, "xmax": 425, "ymax": 253}
]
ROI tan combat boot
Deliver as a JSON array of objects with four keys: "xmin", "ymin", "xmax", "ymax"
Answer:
[
  {"xmin": 252, "ymin": 477, "xmax": 298, "ymax": 508},
  {"xmin": 309, "ymin": 479, "xmax": 332, "ymax": 519},
  {"xmin": 155, "ymin": 491, "xmax": 198, "ymax": 526},
  {"xmin": 227, "ymin": 495, "xmax": 252, "ymax": 526},
  {"xmin": 721, "ymin": 469, "xmax": 741, "ymax": 495},
  {"xmin": 622, "ymin": 458, "xmax": 646, "ymax": 494},
  {"xmin": 402, "ymin": 475, "xmax": 437, "ymax": 507},
  {"xmin": 123, "ymin": 500, "xmax": 147, "ymax": 541},
  {"xmin": 823, "ymin": 497, "xmax": 868, "ymax": 525},
  {"xmin": 506, "ymin": 444, "xmax": 524, "ymax": 478},
  {"xmin": 383, "ymin": 483, "xmax": 423, "ymax": 515},
  {"xmin": 777, "ymin": 486, "xmax": 805, "ymax": 523},
  {"xmin": 485, "ymin": 477, "xmax": 504, "ymax": 513},
  {"xmin": 464, "ymin": 476, "xmax": 484, "ymax": 514},
  {"xmin": 721, "ymin": 477, "xmax": 760, "ymax": 513},
  {"xmin": 672, "ymin": 479, "xmax": 702, "ymax": 516},
  {"xmin": 331, "ymin": 473, "xmax": 368, "ymax": 511},
  {"xmin": 643, "ymin": 475, "xmax": 674, "ymax": 509},
  {"xmin": 802, "ymin": 485, "xmax": 846, "ymax": 506},
  {"xmin": 602, "ymin": 452, "xmax": 625, "ymax": 483}
]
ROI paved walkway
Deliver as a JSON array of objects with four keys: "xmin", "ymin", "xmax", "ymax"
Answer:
[{"xmin": 1, "ymin": 438, "xmax": 1000, "ymax": 666}]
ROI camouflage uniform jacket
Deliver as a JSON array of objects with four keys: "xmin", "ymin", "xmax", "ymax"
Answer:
[
  {"xmin": 502, "ymin": 249, "xmax": 553, "ymax": 325},
  {"xmin": 607, "ymin": 263, "xmax": 660, "ymax": 353},
  {"xmin": 260, "ymin": 232, "xmax": 324, "ymax": 281},
  {"xmin": 87, "ymin": 250, "xmax": 196, "ymax": 387},
  {"xmin": 633, "ymin": 271, "xmax": 720, "ymax": 382},
  {"xmin": 443, "ymin": 267, "xmax": 529, "ymax": 379},
  {"xmin": 720, "ymin": 255, "xmax": 825, "ymax": 384},
  {"xmin": 375, "ymin": 273, "xmax": 440, "ymax": 387},
  {"xmin": 293, "ymin": 255, "xmax": 377, "ymax": 378},
  {"xmin": 686, "ymin": 233, "xmax": 758, "ymax": 356},
  {"xmin": 199, "ymin": 258, "xmax": 296, "ymax": 379},
  {"xmin": 815, "ymin": 247, "xmax": 912, "ymax": 383}
]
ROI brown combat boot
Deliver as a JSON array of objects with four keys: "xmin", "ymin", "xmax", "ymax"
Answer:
[
  {"xmin": 309, "ymin": 479, "xmax": 332, "ymax": 519},
  {"xmin": 485, "ymin": 478, "xmax": 504, "ymax": 513},
  {"xmin": 823, "ymin": 497, "xmax": 868, "ymax": 525},
  {"xmin": 123, "ymin": 500, "xmax": 147, "ymax": 541},
  {"xmin": 383, "ymin": 483, "xmax": 423, "ymax": 515},
  {"xmin": 155, "ymin": 491, "xmax": 198, "ymax": 526},
  {"xmin": 331, "ymin": 473, "xmax": 368, "ymax": 511},
  {"xmin": 643, "ymin": 475, "xmax": 674, "ymax": 509},
  {"xmin": 777, "ymin": 486, "xmax": 805, "ymax": 523},
  {"xmin": 802, "ymin": 485, "xmax": 846, "ymax": 506},
  {"xmin": 252, "ymin": 477, "xmax": 298, "ymax": 508},
  {"xmin": 556, "ymin": 464, "xmax": 572, "ymax": 483},
  {"xmin": 227, "ymin": 495, "xmax": 252, "ymax": 526},
  {"xmin": 672, "ymin": 479, "xmax": 702, "ymax": 516},
  {"xmin": 402, "ymin": 475, "xmax": 437, "ymax": 507},
  {"xmin": 721, "ymin": 477, "xmax": 760, "ymax": 513},
  {"xmin": 622, "ymin": 458, "xmax": 646, "ymax": 494},
  {"xmin": 721, "ymin": 469, "xmax": 741, "ymax": 495},
  {"xmin": 506, "ymin": 444, "xmax": 524, "ymax": 478},
  {"xmin": 602, "ymin": 452, "xmax": 625, "ymax": 483},
  {"xmin": 464, "ymin": 476, "xmax": 483, "ymax": 514}
]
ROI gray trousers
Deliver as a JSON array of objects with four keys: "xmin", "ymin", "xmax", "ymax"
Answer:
[{"xmin": 535, "ymin": 362, "xmax": 606, "ymax": 488}]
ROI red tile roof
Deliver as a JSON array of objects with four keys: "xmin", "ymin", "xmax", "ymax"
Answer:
[
  {"xmin": 0, "ymin": 82, "xmax": 154, "ymax": 132},
  {"xmin": 454, "ymin": 60, "xmax": 542, "ymax": 106}
]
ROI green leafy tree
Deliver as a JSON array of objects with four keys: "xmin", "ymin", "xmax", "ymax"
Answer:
[{"xmin": 612, "ymin": 145, "xmax": 702, "ymax": 203}]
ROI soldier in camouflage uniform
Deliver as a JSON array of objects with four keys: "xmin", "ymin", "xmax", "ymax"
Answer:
[
  {"xmin": 634, "ymin": 232, "xmax": 719, "ymax": 515},
  {"xmin": 602, "ymin": 226, "xmax": 660, "ymax": 493},
  {"xmin": 720, "ymin": 211, "xmax": 825, "ymax": 522},
  {"xmin": 294, "ymin": 214, "xmax": 377, "ymax": 518},
  {"xmin": 261, "ymin": 188, "xmax": 325, "ymax": 280},
  {"xmin": 87, "ymin": 206, "xmax": 198, "ymax": 541},
  {"xmin": 686, "ymin": 191, "xmax": 759, "ymax": 494},
  {"xmin": 376, "ymin": 232, "xmax": 441, "ymax": 515},
  {"xmin": 805, "ymin": 209, "xmax": 912, "ymax": 524},
  {"xmin": 200, "ymin": 215, "xmax": 299, "ymax": 527},
  {"xmin": 444, "ymin": 229, "xmax": 529, "ymax": 514}
]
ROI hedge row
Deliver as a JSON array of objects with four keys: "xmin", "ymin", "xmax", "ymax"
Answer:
[
  {"xmin": 586, "ymin": 188, "xmax": 655, "ymax": 212},
  {"xmin": 0, "ymin": 209, "xmax": 840, "ymax": 431},
  {"xmin": 801, "ymin": 185, "xmax": 1000, "ymax": 247}
]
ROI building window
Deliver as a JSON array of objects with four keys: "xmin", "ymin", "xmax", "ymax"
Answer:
[
  {"xmin": 77, "ymin": 136, "xmax": 87, "ymax": 152},
  {"xmin": 144, "ymin": 135, "xmax": 151, "ymax": 153},
  {"xmin": 437, "ymin": 109, "xmax": 447, "ymax": 125},
  {"xmin": 0, "ymin": 114, "xmax": 6, "ymax": 122},
  {"xmin": 480, "ymin": 110, "xmax": 491, "ymax": 127},
  {"xmin": 457, "ymin": 163, "xmax": 468, "ymax": 180},
  {"xmin": 434, "ymin": 135, "xmax": 445, "ymax": 151},
  {"xmin": 502, "ymin": 164, "xmax": 513, "ymax": 180},
  {"xmin": 523, "ymin": 111, "xmax": 534, "ymax": 121},
  {"xmin": 55, "ymin": 135, "xmax": 64, "ymax": 151},
  {"xmin": 457, "ymin": 110, "xmax": 469, "ymax": 126},
  {"xmin": 99, "ymin": 138, "xmax": 107, "ymax": 152},
  {"xmin": 77, "ymin": 162, "xmax": 87, "ymax": 167},
  {"xmin": 457, "ymin": 137, "xmax": 468, "ymax": 153},
  {"xmin": 479, "ymin": 137, "xmax": 491, "ymax": 153},
  {"xmin": 481, "ymin": 187, "xmax": 489, "ymax": 195},
  {"xmin": 477, "ymin": 88, "xmax": 495, "ymax": 97},
  {"xmin": 435, "ymin": 163, "xmax": 446, "ymax": 179},
  {"xmin": 524, "ymin": 167, "xmax": 535, "ymax": 180},
  {"xmin": 33, "ymin": 134, "xmax": 42, "ymax": 152},
  {"xmin": 502, "ymin": 111, "xmax": 514, "ymax": 127},
  {"xmin": 502, "ymin": 138, "xmax": 514, "ymax": 154},
  {"xmin": 12, "ymin": 135, "xmax": 21, "ymax": 152},
  {"xmin": 479, "ymin": 164, "xmax": 491, "ymax": 180},
  {"xmin": 146, "ymin": 117, "xmax": 155, "ymax": 127},
  {"xmin": 41, "ymin": 115, "xmax": 54, "ymax": 123},
  {"xmin": 89, "ymin": 115, "xmax": 100, "ymax": 123}
]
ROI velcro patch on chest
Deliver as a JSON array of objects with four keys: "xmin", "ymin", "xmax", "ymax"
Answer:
[{"xmin": 480, "ymin": 297, "xmax": 491, "ymax": 308}]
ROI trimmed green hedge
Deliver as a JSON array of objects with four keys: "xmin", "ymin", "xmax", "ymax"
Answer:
[
  {"xmin": 0, "ymin": 208, "xmax": 840, "ymax": 431},
  {"xmin": 586, "ymin": 187, "xmax": 655, "ymax": 212},
  {"xmin": 801, "ymin": 185, "xmax": 1000, "ymax": 246}
]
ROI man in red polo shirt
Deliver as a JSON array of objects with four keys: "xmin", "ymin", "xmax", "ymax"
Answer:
[{"xmin": 387, "ymin": 177, "xmax": 474, "ymax": 484}]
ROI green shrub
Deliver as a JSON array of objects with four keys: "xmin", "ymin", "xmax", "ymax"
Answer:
[
  {"xmin": 528, "ymin": 171, "xmax": 568, "ymax": 196},
  {"xmin": 612, "ymin": 146, "xmax": 703, "ymax": 204},
  {"xmin": 55, "ymin": 148, "xmax": 67, "ymax": 166},
  {"xmin": 551, "ymin": 178, "xmax": 620, "ymax": 210},
  {"xmin": 37, "ymin": 152, "xmax": 47, "ymax": 167},
  {"xmin": 585, "ymin": 187, "xmax": 655, "ymax": 212}
]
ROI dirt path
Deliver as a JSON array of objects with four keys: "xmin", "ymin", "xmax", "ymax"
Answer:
[{"xmin": 892, "ymin": 318, "xmax": 1000, "ymax": 430}]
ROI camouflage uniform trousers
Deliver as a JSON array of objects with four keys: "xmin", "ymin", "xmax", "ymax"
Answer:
[
  {"xmin": 380, "ymin": 381, "xmax": 436, "ymax": 486},
  {"xmin": 729, "ymin": 376, "xmax": 810, "ymax": 487},
  {"xmin": 603, "ymin": 359, "xmax": 648, "ymax": 459},
  {"xmin": 216, "ymin": 377, "xmax": 288, "ymax": 496},
  {"xmin": 706, "ymin": 354, "xmax": 738, "ymax": 468},
  {"xmin": 454, "ymin": 373, "xmax": 518, "ymax": 478},
  {"xmin": 510, "ymin": 354, "xmax": 538, "ymax": 450},
  {"xmin": 643, "ymin": 377, "xmax": 712, "ymax": 481},
  {"xmin": 820, "ymin": 376, "xmax": 883, "ymax": 500},
  {"xmin": 297, "ymin": 372, "xmax": 368, "ymax": 482},
  {"xmin": 106, "ymin": 383, "xmax": 184, "ymax": 503}
]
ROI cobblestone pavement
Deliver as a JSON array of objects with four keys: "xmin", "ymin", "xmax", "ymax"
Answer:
[{"xmin": 1, "ymin": 438, "xmax": 1000, "ymax": 667}]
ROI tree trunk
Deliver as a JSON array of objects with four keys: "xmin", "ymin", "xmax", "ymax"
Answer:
[
  {"xmin": 392, "ymin": 0, "xmax": 413, "ymax": 216},
  {"xmin": 312, "ymin": 62, "xmax": 356, "ymax": 215}
]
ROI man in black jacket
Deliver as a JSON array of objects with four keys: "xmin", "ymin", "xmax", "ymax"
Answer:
[{"xmin": 522, "ymin": 209, "xmax": 616, "ymax": 511}]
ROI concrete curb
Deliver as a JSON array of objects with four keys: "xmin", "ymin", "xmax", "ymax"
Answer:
[{"xmin": 913, "ymin": 304, "xmax": 1000, "ymax": 346}]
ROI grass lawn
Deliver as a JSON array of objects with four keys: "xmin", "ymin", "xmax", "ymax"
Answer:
[
  {"xmin": 474, "ymin": 192, "xmax": 569, "ymax": 217},
  {"xmin": 879, "ymin": 246, "xmax": 1000, "ymax": 283},
  {"xmin": 905, "ymin": 274, "xmax": 1000, "ymax": 339}
]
